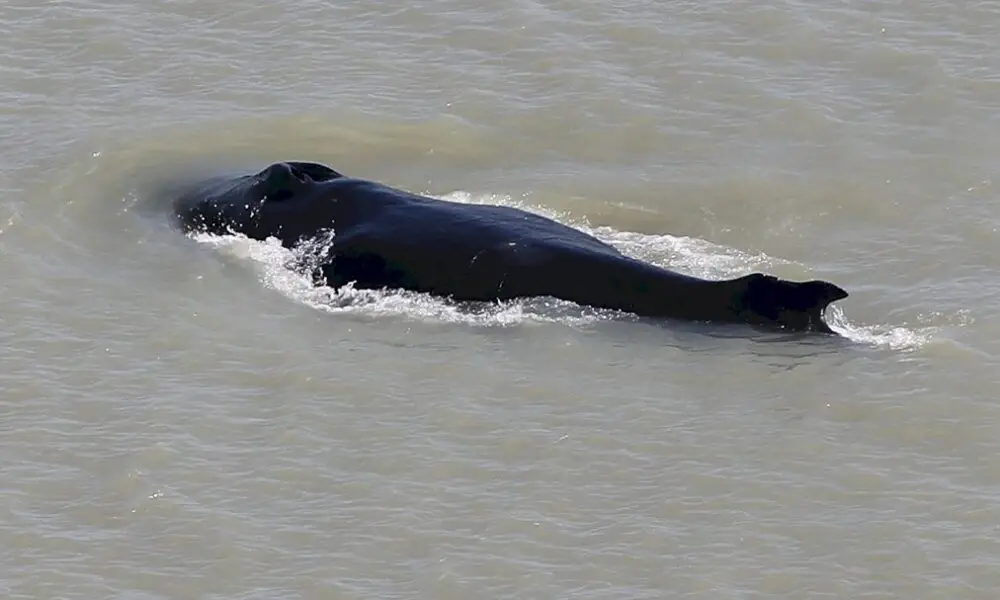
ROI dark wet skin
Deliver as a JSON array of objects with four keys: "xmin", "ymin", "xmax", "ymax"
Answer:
[{"xmin": 173, "ymin": 161, "xmax": 848, "ymax": 333}]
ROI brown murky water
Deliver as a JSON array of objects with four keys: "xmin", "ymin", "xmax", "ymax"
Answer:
[{"xmin": 2, "ymin": 1, "xmax": 999, "ymax": 598}]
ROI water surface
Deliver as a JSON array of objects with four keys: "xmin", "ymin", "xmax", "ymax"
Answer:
[{"xmin": 2, "ymin": 1, "xmax": 999, "ymax": 598}]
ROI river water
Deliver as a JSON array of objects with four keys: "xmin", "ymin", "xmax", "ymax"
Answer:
[{"xmin": 2, "ymin": 1, "xmax": 999, "ymax": 598}]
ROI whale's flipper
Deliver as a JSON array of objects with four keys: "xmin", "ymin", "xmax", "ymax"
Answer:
[{"xmin": 734, "ymin": 274, "xmax": 848, "ymax": 334}]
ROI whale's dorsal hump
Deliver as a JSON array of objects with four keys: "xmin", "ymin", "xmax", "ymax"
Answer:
[{"xmin": 284, "ymin": 161, "xmax": 344, "ymax": 182}]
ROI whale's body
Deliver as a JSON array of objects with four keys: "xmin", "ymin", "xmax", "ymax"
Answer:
[{"xmin": 173, "ymin": 161, "xmax": 848, "ymax": 333}]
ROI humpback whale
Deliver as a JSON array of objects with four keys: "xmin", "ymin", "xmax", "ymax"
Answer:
[{"xmin": 172, "ymin": 161, "xmax": 848, "ymax": 333}]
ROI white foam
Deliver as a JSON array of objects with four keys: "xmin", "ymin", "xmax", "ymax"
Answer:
[
  {"xmin": 822, "ymin": 305, "xmax": 934, "ymax": 351},
  {"xmin": 191, "ymin": 226, "xmax": 608, "ymax": 329},
  {"xmin": 191, "ymin": 191, "xmax": 929, "ymax": 349}
]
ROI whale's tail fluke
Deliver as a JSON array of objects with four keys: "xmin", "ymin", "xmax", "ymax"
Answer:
[{"xmin": 733, "ymin": 273, "xmax": 848, "ymax": 334}]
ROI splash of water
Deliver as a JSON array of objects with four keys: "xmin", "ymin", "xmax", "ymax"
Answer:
[{"xmin": 823, "ymin": 305, "xmax": 934, "ymax": 351}]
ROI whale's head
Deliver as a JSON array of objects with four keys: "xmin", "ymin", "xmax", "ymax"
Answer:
[
  {"xmin": 734, "ymin": 273, "xmax": 849, "ymax": 334},
  {"xmin": 172, "ymin": 161, "xmax": 344, "ymax": 246}
]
